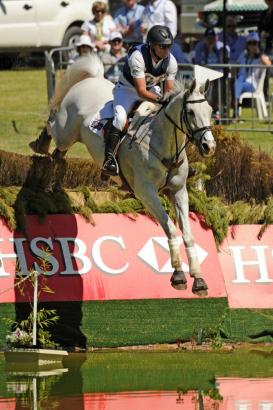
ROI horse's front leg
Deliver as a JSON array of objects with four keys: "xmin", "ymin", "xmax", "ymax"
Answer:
[
  {"xmin": 134, "ymin": 181, "xmax": 187, "ymax": 290},
  {"xmin": 169, "ymin": 185, "xmax": 208, "ymax": 296}
]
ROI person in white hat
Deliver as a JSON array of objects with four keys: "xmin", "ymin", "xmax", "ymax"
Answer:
[
  {"xmin": 101, "ymin": 31, "xmax": 127, "ymax": 83},
  {"xmin": 68, "ymin": 34, "xmax": 96, "ymax": 65}
]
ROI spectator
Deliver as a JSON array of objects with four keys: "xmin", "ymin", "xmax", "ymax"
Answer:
[
  {"xmin": 170, "ymin": 41, "xmax": 189, "ymax": 64},
  {"xmin": 101, "ymin": 25, "xmax": 178, "ymax": 176},
  {"xmin": 218, "ymin": 16, "xmax": 246, "ymax": 63},
  {"xmin": 234, "ymin": 31, "xmax": 271, "ymax": 116},
  {"xmin": 114, "ymin": 0, "xmax": 144, "ymax": 48},
  {"xmin": 194, "ymin": 28, "xmax": 229, "ymax": 117},
  {"xmin": 81, "ymin": 1, "xmax": 116, "ymax": 53},
  {"xmin": 68, "ymin": 34, "xmax": 95, "ymax": 64},
  {"xmin": 194, "ymin": 28, "xmax": 228, "ymax": 66},
  {"xmin": 101, "ymin": 32, "xmax": 127, "ymax": 83},
  {"xmin": 140, "ymin": 0, "xmax": 177, "ymax": 40},
  {"xmin": 218, "ymin": 16, "xmax": 246, "ymax": 116}
]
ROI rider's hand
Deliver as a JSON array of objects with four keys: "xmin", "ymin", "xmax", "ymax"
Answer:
[{"xmin": 156, "ymin": 96, "xmax": 170, "ymax": 106}]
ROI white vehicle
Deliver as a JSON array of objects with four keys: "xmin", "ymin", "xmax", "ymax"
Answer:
[{"xmin": 0, "ymin": 0, "xmax": 100, "ymax": 67}]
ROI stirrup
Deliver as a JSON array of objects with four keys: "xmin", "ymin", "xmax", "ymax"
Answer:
[{"xmin": 101, "ymin": 154, "xmax": 119, "ymax": 176}]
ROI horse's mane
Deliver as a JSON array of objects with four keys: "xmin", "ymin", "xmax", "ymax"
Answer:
[{"xmin": 49, "ymin": 53, "xmax": 104, "ymax": 111}]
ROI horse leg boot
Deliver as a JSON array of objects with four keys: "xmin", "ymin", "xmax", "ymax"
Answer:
[
  {"xmin": 101, "ymin": 124, "xmax": 122, "ymax": 176},
  {"xmin": 29, "ymin": 110, "xmax": 55, "ymax": 155}
]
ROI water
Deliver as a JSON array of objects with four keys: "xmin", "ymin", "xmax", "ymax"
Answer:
[{"xmin": 1, "ymin": 348, "xmax": 273, "ymax": 409}]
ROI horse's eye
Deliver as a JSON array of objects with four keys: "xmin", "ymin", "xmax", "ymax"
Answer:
[{"xmin": 187, "ymin": 110, "xmax": 194, "ymax": 115}]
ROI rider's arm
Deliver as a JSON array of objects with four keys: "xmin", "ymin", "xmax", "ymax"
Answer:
[
  {"xmin": 164, "ymin": 79, "xmax": 175, "ymax": 94},
  {"xmin": 133, "ymin": 77, "xmax": 162, "ymax": 102}
]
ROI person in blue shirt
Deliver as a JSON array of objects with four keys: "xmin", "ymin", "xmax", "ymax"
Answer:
[
  {"xmin": 114, "ymin": 0, "xmax": 144, "ymax": 48},
  {"xmin": 234, "ymin": 31, "xmax": 271, "ymax": 116},
  {"xmin": 194, "ymin": 28, "xmax": 228, "ymax": 117},
  {"xmin": 218, "ymin": 16, "xmax": 246, "ymax": 64}
]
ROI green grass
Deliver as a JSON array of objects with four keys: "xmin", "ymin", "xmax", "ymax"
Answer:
[
  {"xmin": 2, "ymin": 299, "xmax": 273, "ymax": 350},
  {"xmin": 0, "ymin": 69, "xmax": 273, "ymax": 156},
  {"xmin": 0, "ymin": 69, "xmax": 88, "ymax": 158}
]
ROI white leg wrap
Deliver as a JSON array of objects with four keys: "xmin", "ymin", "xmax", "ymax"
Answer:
[
  {"xmin": 168, "ymin": 238, "xmax": 182, "ymax": 269},
  {"xmin": 186, "ymin": 246, "xmax": 201, "ymax": 277}
]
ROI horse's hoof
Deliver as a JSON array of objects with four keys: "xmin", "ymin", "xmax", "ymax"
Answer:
[
  {"xmin": 170, "ymin": 270, "xmax": 187, "ymax": 291},
  {"xmin": 29, "ymin": 140, "xmax": 49, "ymax": 156},
  {"xmin": 192, "ymin": 278, "xmax": 208, "ymax": 297}
]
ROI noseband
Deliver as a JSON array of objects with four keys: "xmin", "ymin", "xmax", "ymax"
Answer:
[
  {"xmin": 161, "ymin": 96, "xmax": 212, "ymax": 170},
  {"xmin": 181, "ymin": 98, "xmax": 212, "ymax": 141}
]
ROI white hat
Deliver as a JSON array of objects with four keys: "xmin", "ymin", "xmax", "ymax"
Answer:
[
  {"xmin": 75, "ymin": 34, "xmax": 94, "ymax": 49},
  {"xmin": 109, "ymin": 31, "xmax": 123, "ymax": 42}
]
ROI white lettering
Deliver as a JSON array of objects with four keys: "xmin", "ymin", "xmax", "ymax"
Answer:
[
  {"xmin": 229, "ymin": 246, "xmax": 273, "ymax": 284},
  {"xmin": 56, "ymin": 238, "xmax": 91, "ymax": 275},
  {"xmin": 30, "ymin": 237, "xmax": 59, "ymax": 275},
  {"xmin": 92, "ymin": 236, "xmax": 129, "ymax": 274},
  {"xmin": 0, "ymin": 238, "xmax": 29, "ymax": 276}
]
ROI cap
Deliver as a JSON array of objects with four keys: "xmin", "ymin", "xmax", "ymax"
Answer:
[
  {"xmin": 109, "ymin": 31, "xmax": 123, "ymax": 42},
  {"xmin": 204, "ymin": 27, "xmax": 216, "ymax": 37},
  {"xmin": 246, "ymin": 32, "xmax": 260, "ymax": 43},
  {"xmin": 75, "ymin": 34, "xmax": 94, "ymax": 49}
]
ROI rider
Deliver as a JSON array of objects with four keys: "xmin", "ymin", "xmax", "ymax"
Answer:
[{"xmin": 102, "ymin": 24, "xmax": 178, "ymax": 176}]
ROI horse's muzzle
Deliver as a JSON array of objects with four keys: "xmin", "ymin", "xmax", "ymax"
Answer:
[{"xmin": 199, "ymin": 133, "xmax": 216, "ymax": 157}]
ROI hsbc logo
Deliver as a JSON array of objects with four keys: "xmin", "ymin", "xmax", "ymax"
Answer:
[
  {"xmin": 138, "ymin": 237, "xmax": 207, "ymax": 273},
  {"xmin": 0, "ymin": 236, "xmax": 208, "ymax": 277}
]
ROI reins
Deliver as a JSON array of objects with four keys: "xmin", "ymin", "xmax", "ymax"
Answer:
[
  {"xmin": 162, "ymin": 97, "xmax": 211, "ymax": 170},
  {"xmin": 129, "ymin": 94, "xmax": 212, "ymax": 173}
]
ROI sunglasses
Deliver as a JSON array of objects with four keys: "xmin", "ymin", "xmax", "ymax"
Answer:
[
  {"xmin": 157, "ymin": 44, "xmax": 171, "ymax": 49},
  {"xmin": 248, "ymin": 41, "xmax": 258, "ymax": 45},
  {"xmin": 94, "ymin": 9, "xmax": 105, "ymax": 13},
  {"xmin": 111, "ymin": 38, "xmax": 122, "ymax": 44}
]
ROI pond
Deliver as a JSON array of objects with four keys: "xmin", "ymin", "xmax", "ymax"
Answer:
[{"xmin": 0, "ymin": 347, "xmax": 273, "ymax": 409}]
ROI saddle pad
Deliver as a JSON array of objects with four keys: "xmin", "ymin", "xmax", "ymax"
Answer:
[
  {"xmin": 88, "ymin": 100, "xmax": 114, "ymax": 137},
  {"xmin": 128, "ymin": 101, "xmax": 158, "ymax": 138}
]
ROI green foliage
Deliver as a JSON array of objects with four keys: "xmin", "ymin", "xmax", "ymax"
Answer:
[{"xmin": 189, "ymin": 190, "xmax": 228, "ymax": 245}]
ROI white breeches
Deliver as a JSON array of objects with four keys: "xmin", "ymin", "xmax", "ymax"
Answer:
[{"xmin": 112, "ymin": 82, "xmax": 162, "ymax": 131}]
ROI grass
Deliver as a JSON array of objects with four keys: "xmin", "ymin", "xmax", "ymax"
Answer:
[
  {"xmin": 0, "ymin": 68, "xmax": 88, "ymax": 158},
  {"xmin": 0, "ymin": 68, "xmax": 273, "ymax": 156}
]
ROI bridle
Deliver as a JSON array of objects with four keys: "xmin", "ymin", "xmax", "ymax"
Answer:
[
  {"xmin": 164, "ymin": 97, "xmax": 212, "ymax": 142},
  {"xmin": 162, "ymin": 96, "xmax": 212, "ymax": 168}
]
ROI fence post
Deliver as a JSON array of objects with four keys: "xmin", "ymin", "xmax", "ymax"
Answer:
[{"xmin": 45, "ymin": 50, "xmax": 56, "ymax": 102}]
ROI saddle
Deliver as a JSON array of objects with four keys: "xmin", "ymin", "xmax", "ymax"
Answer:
[{"xmin": 89, "ymin": 100, "xmax": 159, "ymax": 143}]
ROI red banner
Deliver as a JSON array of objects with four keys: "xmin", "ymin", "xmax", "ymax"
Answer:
[
  {"xmin": 218, "ymin": 225, "xmax": 273, "ymax": 308},
  {"xmin": 0, "ymin": 213, "xmax": 225, "ymax": 303}
]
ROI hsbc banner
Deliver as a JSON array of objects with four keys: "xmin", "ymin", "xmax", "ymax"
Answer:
[
  {"xmin": 218, "ymin": 225, "xmax": 273, "ymax": 308},
  {"xmin": 0, "ymin": 213, "xmax": 226, "ymax": 303}
]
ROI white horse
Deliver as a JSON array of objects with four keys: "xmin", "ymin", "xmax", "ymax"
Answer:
[{"xmin": 43, "ymin": 55, "xmax": 216, "ymax": 296}]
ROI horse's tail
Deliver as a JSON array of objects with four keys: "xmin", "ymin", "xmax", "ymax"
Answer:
[{"xmin": 49, "ymin": 54, "xmax": 104, "ymax": 111}]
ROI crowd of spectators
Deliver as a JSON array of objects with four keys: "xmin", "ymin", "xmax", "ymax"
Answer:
[{"xmin": 69, "ymin": 0, "xmax": 273, "ymax": 118}]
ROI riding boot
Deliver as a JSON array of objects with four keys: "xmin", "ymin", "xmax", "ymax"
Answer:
[
  {"xmin": 101, "ymin": 124, "xmax": 122, "ymax": 176},
  {"xmin": 29, "ymin": 126, "xmax": 52, "ymax": 155}
]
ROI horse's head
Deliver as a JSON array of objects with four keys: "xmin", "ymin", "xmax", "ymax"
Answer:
[{"xmin": 181, "ymin": 79, "xmax": 216, "ymax": 157}]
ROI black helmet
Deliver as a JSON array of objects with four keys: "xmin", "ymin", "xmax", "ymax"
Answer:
[{"xmin": 147, "ymin": 25, "xmax": 173, "ymax": 46}]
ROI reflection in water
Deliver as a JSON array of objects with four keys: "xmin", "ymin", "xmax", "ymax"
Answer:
[
  {"xmin": 1, "ymin": 352, "xmax": 273, "ymax": 409},
  {"xmin": 1, "ymin": 377, "xmax": 273, "ymax": 409}
]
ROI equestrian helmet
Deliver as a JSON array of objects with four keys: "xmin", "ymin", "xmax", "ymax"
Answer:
[{"xmin": 147, "ymin": 25, "xmax": 173, "ymax": 46}]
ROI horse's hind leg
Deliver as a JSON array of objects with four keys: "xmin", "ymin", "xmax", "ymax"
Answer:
[
  {"xmin": 170, "ymin": 186, "xmax": 208, "ymax": 297},
  {"xmin": 134, "ymin": 181, "xmax": 187, "ymax": 290}
]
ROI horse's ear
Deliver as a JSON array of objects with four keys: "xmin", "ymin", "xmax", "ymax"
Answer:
[
  {"xmin": 204, "ymin": 79, "xmax": 210, "ymax": 94},
  {"xmin": 189, "ymin": 79, "xmax": 196, "ymax": 94}
]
